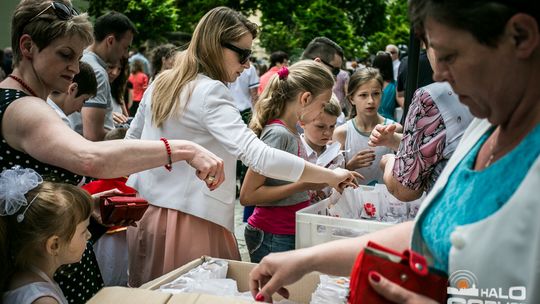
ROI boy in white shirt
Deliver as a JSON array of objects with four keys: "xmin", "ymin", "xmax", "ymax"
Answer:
[
  {"xmin": 47, "ymin": 61, "xmax": 97, "ymax": 129},
  {"xmin": 300, "ymin": 97, "xmax": 345, "ymax": 200}
]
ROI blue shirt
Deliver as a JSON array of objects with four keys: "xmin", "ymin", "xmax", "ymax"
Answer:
[
  {"xmin": 420, "ymin": 124, "xmax": 540, "ymax": 272},
  {"xmin": 378, "ymin": 80, "xmax": 397, "ymax": 120}
]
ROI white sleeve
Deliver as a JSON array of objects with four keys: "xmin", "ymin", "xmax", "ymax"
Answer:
[
  {"xmin": 202, "ymin": 83, "xmax": 304, "ymax": 182},
  {"xmin": 248, "ymin": 65, "xmax": 260, "ymax": 89}
]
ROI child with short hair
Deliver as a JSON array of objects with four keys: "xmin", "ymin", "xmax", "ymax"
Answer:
[
  {"xmin": 300, "ymin": 96, "xmax": 345, "ymax": 201},
  {"xmin": 47, "ymin": 61, "xmax": 97, "ymax": 129},
  {"xmin": 334, "ymin": 67, "xmax": 396, "ymax": 185},
  {"xmin": 240, "ymin": 60, "xmax": 335, "ymax": 263},
  {"xmin": 0, "ymin": 166, "xmax": 92, "ymax": 304}
]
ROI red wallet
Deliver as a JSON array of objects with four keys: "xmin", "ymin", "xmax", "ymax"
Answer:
[
  {"xmin": 99, "ymin": 193, "xmax": 149, "ymax": 226},
  {"xmin": 348, "ymin": 241, "xmax": 447, "ymax": 304}
]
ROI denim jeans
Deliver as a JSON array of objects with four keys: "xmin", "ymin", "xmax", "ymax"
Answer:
[{"xmin": 244, "ymin": 224, "xmax": 295, "ymax": 263}]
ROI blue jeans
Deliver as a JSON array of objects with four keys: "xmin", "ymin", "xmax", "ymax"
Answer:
[{"xmin": 244, "ymin": 224, "xmax": 295, "ymax": 263}]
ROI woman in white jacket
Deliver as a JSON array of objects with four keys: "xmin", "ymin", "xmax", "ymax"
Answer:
[{"xmin": 126, "ymin": 6, "xmax": 358, "ymax": 287}]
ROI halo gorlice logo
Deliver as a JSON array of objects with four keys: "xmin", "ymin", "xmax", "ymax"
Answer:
[{"xmin": 447, "ymin": 270, "xmax": 527, "ymax": 303}]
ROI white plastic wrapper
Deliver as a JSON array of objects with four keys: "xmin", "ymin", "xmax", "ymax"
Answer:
[
  {"xmin": 407, "ymin": 193, "xmax": 425, "ymax": 220},
  {"xmin": 159, "ymin": 259, "xmax": 230, "ymax": 294},
  {"xmin": 383, "ymin": 195, "xmax": 409, "ymax": 223},
  {"xmin": 310, "ymin": 275, "xmax": 350, "ymax": 304}
]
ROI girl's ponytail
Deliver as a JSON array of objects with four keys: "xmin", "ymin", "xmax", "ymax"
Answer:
[{"xmin": 249, "ymin": 60, "xmax": 334, "ymax": 137}]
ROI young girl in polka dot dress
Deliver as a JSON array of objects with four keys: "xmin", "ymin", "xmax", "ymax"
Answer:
[{"xmin": 1, "ymin": 167, "xmax": 92, "ymax": 304}]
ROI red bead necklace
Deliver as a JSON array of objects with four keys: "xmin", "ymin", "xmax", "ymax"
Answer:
[{"xmin": 8, "ymin": 74, "xmax": 38, "ymax": 97}]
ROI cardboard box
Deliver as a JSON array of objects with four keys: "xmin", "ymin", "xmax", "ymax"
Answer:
[{"xmin": 88, "ymin": 256, "xmax": 321, "ymax": 303}]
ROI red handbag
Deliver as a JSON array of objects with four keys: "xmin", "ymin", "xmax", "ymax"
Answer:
[
  {"xmin": 99, "ymin": 193, "xmax": 149, "ymax": 225},
  {"xmin": 348, "ymin": 241, "xmax": 447, "ymax": 304}
]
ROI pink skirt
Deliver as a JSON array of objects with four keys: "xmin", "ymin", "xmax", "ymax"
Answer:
[{"xmin": 127, "ymin": 205, "xmax": 240, "ymax": 287}]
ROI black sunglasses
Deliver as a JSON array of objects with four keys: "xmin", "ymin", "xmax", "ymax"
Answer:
[
  {"xmin": 318, "ymin": 58, "xmax": 341, "ymax": 76},
  {"xmin": 222, "ymin": 42, "xmax": 252, "ymax": 65},
  {"xmin": 29, "ymin": 2, "xmax": 79, "ymax": 23}
]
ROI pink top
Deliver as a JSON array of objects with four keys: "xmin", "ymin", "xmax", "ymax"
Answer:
[
  {"xmin": 258, "ymin": 66, "xmax": 280, "ymax": 95},
  {"xmin": 248, "ymin": 201, "xmax": 310, "ymax": 235}
]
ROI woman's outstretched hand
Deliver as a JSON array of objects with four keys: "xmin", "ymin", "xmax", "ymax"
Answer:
[
  {"xmin": 330, "ymin": 167, "xmax": 362, "ymax": 192},
  {"xmin": 249, "ymin": 249, "xmax": 312, "ymax": 302},
  {"xmin": 186, "ymin": 143, "xmax": 225, "ymax": 190}
]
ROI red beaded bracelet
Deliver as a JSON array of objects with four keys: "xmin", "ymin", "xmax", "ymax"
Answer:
[{"xmin": 160, "ymin": 137, "xmax": 172, "ymax": 171}]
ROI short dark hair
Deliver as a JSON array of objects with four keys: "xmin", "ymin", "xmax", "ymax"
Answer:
[
  {"xmin": 74, "ymin": 61, "xmax": 97, "ymax": 97},
  {"xmin": 269, "ymin": 51, "xmax": 288, "ymax": 68},
  {"xmin": 372, "ymin": 51, "xmax": 394, "ymax": 82},
  {"xmin": 93, "ymin": 11, "xmax": 137, "ymax": 42},
  {"xmin": 301, "ymin": 37, "xmax": 344, "ymax": 63},
  {"xmin": 409, "ymin": 0, "xmax": 540, "ymax": 47}
]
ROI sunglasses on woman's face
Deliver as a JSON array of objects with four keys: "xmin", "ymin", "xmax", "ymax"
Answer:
[
  {"xmin": 222, "ymin": 43, "xmax": 252, "ymax": 65},
  {"xmin": 29, "ymin": 2, "xmax": 79, "ymax": 23}
]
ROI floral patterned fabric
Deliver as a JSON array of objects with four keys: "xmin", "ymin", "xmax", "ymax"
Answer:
[{"xmin": 392, "ymin": 87, "xmax": 446, "ymax": 192}]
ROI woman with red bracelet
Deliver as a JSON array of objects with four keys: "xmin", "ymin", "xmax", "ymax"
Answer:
[
  {"xmin": 124, "ymin": 6, "xmax": 359, "ymax": 287},
  {"xmin": 0, "ymin": 1, "xmax": 224, "ymax": 302}
]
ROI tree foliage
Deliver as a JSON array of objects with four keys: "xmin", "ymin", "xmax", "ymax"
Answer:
[
  {"xmin": 244, "ymin": 0, "xmax": 389, "ymax": 60},
  {"xmin": 365, "ymin": 0, "xmax": 410, "ymax": 55},
  {"xmin": 88, "ymin": 0, "xmax": 179, "ymax": 45},
  {"xmin": 86, "ymin": 0, "xmax": 409, "ymax": 59},
  {"xmin": 293, "ymin": 1, "xmax": 358, "ymax": 58}
]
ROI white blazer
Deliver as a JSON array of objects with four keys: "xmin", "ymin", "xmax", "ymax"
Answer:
[{"xmin": 127, "ymin": 74, "xmax": 305, "ymax": 231}]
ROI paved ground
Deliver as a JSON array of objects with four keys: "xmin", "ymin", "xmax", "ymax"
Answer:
[{"xmin": 233, "ymin": 198, "xmax": 250, "ymax": 262}]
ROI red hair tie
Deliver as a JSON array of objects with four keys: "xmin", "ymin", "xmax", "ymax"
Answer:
[{"xmin": 277, "ymin": 66, "xmax": 289, "ymax": 80}]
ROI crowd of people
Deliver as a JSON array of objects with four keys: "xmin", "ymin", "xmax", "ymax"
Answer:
[{"xmin": 0, "ymin": 0, "xmax": 538, "ymax": 303}]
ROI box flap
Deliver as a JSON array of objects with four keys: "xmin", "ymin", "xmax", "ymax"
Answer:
[{"xmin": 87, "ymin": 287, "xmax": 171, "ymax": 304}]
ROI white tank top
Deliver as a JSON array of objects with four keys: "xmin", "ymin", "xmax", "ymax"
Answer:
[{"xmin": 344, "ymin": 118, "xmax": 394, "ymax": 185}]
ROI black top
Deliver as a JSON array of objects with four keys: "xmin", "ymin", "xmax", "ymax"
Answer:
[
  {"xmin": 0, "ymin": 88, "xmax": 103, "ymax": 303},
  {"xmin": 0, "ymin": 89, "xmax": 86, "ymax": 184},
  {"xmin": 396, "ymin": 50, "xmax": 434, "ymax": 93}
]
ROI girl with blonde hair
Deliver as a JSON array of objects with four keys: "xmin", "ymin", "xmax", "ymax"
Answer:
[
  {"xmin": 1, "ymin": 167, "xmax": 92, "ymax": 304},
  {"xmin": 240, "ymin": 60, "xmax": 340, "ymax": 263},
  {"xmin": 126, "ymin": 7, "xmax": 358, "ymax": 286}
]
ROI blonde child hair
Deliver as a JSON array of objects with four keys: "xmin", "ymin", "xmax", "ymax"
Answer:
[
  {"xmin": 0, "ymin": 168, "xmax": 92, "ymax": 291},
  {"xmin": 324, "ymin": 95, "xmax": 342, "ymax": 117},
  {"xmin": 249, "ymin": 60, "xmax": 335, "ymax": 137}
]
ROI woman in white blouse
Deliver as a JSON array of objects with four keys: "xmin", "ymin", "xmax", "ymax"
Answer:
[{"xmin": 126, "ymin": 6, "xmax": 358, "ymax": 287}]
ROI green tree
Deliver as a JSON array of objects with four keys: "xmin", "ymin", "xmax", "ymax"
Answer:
[
  {"xmin": 293, "ymin": 0, "xmax": 359, "ymax": 58},
  {"xmin": 331, "ymin": 0, "xmax": 386, "ymax": 39},
  {"xmin": 365, "ymin": 0, "xmax": 409, "ymax": 55},
  {"xmin": 88, "ymin": 0, "xmax": 179, "ymax": 44},
  {"xmin": 174, "ymin": 0, "xmax": 250, "ymax": 33},
  {"xmin": 244, "ymin": 0, "xmax": 387, "ymax": 60}
]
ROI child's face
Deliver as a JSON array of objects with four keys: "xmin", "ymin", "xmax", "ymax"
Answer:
[
  {"xmin": 61, "ymin": 217, "xmax": 91, "ymax": 265},
  {"xmin": 64, "ymin": 93, "xmax": 91, "ymax": 115},
  {"xmin": 303, "ymin": 112, "xmax": 338, "ymax": 147},
  {"xmin": 299, "ymin": 90, "xmax": 332, "ymax": 124},
  {"xmin": 107, "ymin": 62, "xmax": 122, "ymax": 83},
  {"xmin": 349, "ymin": 79, "xmax": 382, "ymax": 116}
]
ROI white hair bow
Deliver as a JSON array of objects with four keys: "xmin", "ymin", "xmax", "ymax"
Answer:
[{"xmin": 0, "ymin": 166, "xmax": 43, "ymax": 221}]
